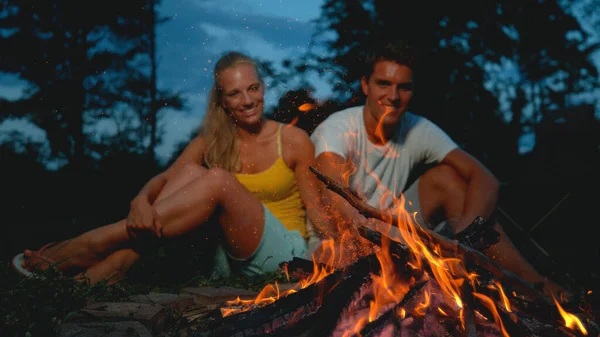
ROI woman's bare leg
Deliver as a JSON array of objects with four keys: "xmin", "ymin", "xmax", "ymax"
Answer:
[
  {"xmin": 74, "ymin": 248, "xmax": 141, "ymax": 285},
  {"xmin": 23, "ymin": 163, "xmax": 212, "ymax": 272},
  {"xmin": 25, "ymin": 164, "xmax": 267, "ymax": 284},
  {"xmin": 153, "ymin": 167, "xmax": 265, "ymax": 259},
  {"xmin": 22, "ymin": 221, "xmax": 128, "ymax": 272},
  {"xmin": 78, "ymin": 166, "xmax": 266, "ymax": 284}
]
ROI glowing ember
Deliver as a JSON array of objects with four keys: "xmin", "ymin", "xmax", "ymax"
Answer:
[
  {"xmin": 298, "ymin": 103, "xmax": 317, "ymax": 112},
  {"xmin": 286, "ymin": 116, "xmax": 300, "ymax": 127}
]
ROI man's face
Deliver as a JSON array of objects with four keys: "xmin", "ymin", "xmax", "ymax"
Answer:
[{"xmin": 361, "ymin": 60, "xmax": 413, "ymax": 128}]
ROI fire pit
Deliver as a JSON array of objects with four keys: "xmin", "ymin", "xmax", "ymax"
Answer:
[{"xmin": 189, "ymin": 168, "xmax": 598, "ymax": 337}]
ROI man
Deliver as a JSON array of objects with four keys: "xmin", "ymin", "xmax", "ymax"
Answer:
[{"xmin": 311, "ymin": 40, "xmax": 562, "ymax": 295}]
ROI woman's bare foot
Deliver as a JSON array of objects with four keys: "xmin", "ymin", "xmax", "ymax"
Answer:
[
  {"xmin": 22, "ymin": 238, "xmax": 101, "ymax": 273},
  {"xmin": 73, "ymin": 248, "xmax": 141, "ymax": 285}
]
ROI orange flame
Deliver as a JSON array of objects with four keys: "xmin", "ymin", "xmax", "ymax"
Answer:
[
  {"xmin": 553, "ymin": 295, "xmax": 588, "ymax": 335},
  {"xmin": 472, "ymin": 292, "xmax": 510, "ymax": 337},
  {"xmin": 298, "ymin": 103, "xmax": 317, "ymax": 112},
  {"xmin": 488, "ymin": 280, "xmax": 512, "ymax": 312},
  {"xmin": 368, "ymin": 237, "xmax": 410, "ymax": 322},
  {"xmin": 414, "ymin": 290, "xmax": 431, "ymax": 315},
  {"xmin": 459, "ymin": 308, "xmax": 466, "ymax": 330},
  {"xmin": 287, "ymin": 116, "xmax": 300, "ymax": 127},
  {"xmin": 220, "ymin": 239, "xmax": 341, "ymax": 317},
  {"xmin": 372, "ymin": 103, "xmax": 401, "ymax": 158},
  {"xmin": 386, "ymin": 194, "xmax": 465, "ymax": 310}
]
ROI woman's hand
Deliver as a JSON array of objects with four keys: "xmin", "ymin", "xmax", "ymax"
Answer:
[{"xmin": 126, "ymin": 195, "xmax": 163, "ymax": 238}]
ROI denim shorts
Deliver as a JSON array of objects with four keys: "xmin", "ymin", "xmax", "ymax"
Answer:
[{"xmin": 212, "ymin": 205, "xmax": 308, "ymax": 278}]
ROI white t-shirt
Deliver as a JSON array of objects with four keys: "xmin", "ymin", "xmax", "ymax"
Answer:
[{"xmin": 311, "ymin": 106, "xmax": 458, "ymax": 210}]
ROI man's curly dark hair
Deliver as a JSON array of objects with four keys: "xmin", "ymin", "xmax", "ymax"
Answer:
[{"xmin": 361, "ymin": 40, "xmax": 417, "ymax": 80}]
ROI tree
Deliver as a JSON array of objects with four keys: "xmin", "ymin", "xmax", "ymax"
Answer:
[
  {"xmin": 276, "ymin": 0, "xmax": 599, "ymax": 180},
  {"xmin": 0, "ymin": 0, "xmax": 183, "ymax": 167},
  {"xmin": 138, "ymin": 0, "xmax": 184, "ymax": 162}
]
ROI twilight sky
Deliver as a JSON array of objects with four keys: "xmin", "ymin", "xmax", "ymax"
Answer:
[
  {"xmin": 0, "ymin": 0, "xmax": 328, "ymax": 165},
  {"xmin": 0, "ymin": 0, "xmax": 598, "ymax": 165},
  {"xmin": 152, "ymin": 0, "xmax": 329, "ymax": 162}
]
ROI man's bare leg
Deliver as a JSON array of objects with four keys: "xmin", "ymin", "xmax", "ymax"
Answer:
[{"xmin": 417, "ymin": 165, "xmax": 549, "ymax": 286}]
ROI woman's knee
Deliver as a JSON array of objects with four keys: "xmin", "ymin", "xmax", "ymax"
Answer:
[
  {"xmin": 204, "ymin": 167, "xmax": 237, "ymax": 196},
  {"xmin": 169, "ymin": 163, "xmax": 207, "ymax": 183},
  {"xmin": 157, "ymin": 163, "xmax": 209, "ymax": 203}
]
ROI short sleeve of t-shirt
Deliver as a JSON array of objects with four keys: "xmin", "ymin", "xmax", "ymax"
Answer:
[
  {"xmin": 311, "ymin": 107, "xmax": 361, "ymax": 160},
  {"xmin": 405, "ymin": 115, "xmax": 458, "ymax": 164}
]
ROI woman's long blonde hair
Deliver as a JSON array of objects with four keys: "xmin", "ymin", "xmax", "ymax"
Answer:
[{"xmin": 200, "ymin": 51, "xmax": 261, "ymax": 172}]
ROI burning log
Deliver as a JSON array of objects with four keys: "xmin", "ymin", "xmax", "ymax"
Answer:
[
  {"xmin": 193, "ymin": 248, "xmax": 594, "ymax": 337},
  {"xmin": 337, "ymin": 276, "xmax": 513, "ymax": 337},
  {"xmin": 351, "ymin": 280, "xmax": 429, "ymax": 337},
  {"xmin": 460, "ymin": 281, "xmax": 479, "ymax": 337},
  {"xmin": 194, "ymin": 255, "xmax": 381, "ymax": 337},
  {"xmin": 310, "ymin": 166, "xmax": 598, "ymax": 337},
  {"xmin": 358, "ymin": 212, "xmax": 597, "ymax": 337}
]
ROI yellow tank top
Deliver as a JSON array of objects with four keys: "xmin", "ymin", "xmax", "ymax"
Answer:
[{"xmin": 235, "ymin": 124, "xmax": 307, "ymax": 237}]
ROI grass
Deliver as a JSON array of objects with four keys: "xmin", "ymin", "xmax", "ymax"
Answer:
[
  {"xmin": 0, "ymin": 238, "xmax": 295, "ymax": 337},
  {"xmin": 1, "ymin": 262, "xmax": 135, "ymax": 337}
]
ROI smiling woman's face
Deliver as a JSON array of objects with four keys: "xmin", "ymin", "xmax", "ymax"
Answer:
[{"xmin": 219, "ymin": 62, "xmax": 265, "ymax": 126}]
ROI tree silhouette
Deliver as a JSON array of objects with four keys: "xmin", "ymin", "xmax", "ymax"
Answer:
[
  {"xmin": 0, "ymin": 0, "xmax": 183, "ymax": 168},
  {"xmin": 269, "ymin": 0, "xmax": 599, "ymax": 181},
  {"xmin": 138, "ymin": 0, "xmax": 185, "ymax": 162}
]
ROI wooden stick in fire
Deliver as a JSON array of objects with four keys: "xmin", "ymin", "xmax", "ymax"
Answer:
[{"xmin": 309, "ymin": 166, "xmax": 547, "ymax": 303}]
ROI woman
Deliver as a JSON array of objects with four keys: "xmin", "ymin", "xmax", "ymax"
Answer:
[{"xmin": 12, "ymin": 51, "xmax": 324, "ymax": 284}]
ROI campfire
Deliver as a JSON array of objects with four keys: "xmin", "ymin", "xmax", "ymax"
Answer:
[{"xmin": 193, "ymin": 168, "xmax": 598, "ymax": 337}]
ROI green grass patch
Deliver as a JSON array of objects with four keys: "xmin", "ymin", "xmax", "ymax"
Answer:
[{"xmin": 1, "ymin": 243, "xmax": 297, "ymax": 337}]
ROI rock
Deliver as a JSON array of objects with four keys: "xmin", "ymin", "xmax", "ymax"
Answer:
[
  {"xmin": 72, "ymin": 302, "xmax": 166, "ymax": 333},
  {"xmin": 59, "ymin": 321, "xmax": 152, "ymax": 337},
  {"xmin": 128, "ymin": 292, "xmax": 196, "ymax": 312}
]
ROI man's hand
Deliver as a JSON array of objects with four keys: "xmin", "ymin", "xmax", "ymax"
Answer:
[{"xmin": 126, "ymin": 195, "xmax": 163, "ymax": 239}]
